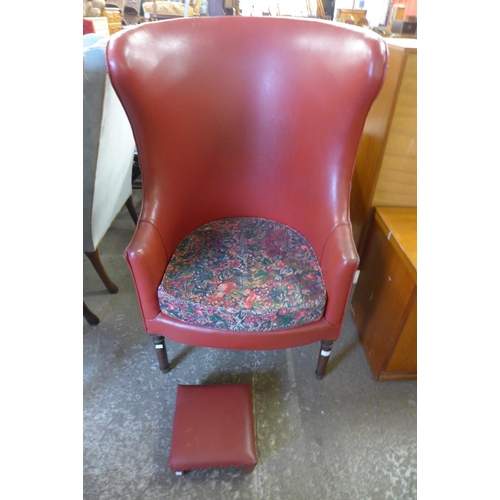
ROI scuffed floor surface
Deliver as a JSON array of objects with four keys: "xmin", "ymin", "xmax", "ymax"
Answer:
[{"xmin": 84, "ymin": 189, "xmax": 417, "ymax": 500}]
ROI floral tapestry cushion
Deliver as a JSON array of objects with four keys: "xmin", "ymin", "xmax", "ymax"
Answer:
[{"xmin": 158, "ymin": 217, "xmax": 326, "ymax": 332}]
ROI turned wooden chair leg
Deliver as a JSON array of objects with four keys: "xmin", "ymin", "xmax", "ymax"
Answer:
[
  {"xmin": 152, "ymin": 335, "xmax": 170, "ymax": 373},
  {"xmin": 83, "ymin": 300, "xmax": 100, "ymax": 325},
  {"xmin": 315, "ymin": 340, "xmax": 334, "ymax": 380},
  {"xmin": 85, "ymin": 249, "xmax": 119, "ymax": 294},
  {"xmin": 125, "ymin": 195, "xmax": 138, "ymax": 225}
]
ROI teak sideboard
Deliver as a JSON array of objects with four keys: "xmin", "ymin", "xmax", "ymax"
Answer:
[
  {"xmin": 351, "ymin": 207, "xmax": 417, "ymax": 381},
  {"xmin": 351, "ymin": 38, "xmax": 417, "ymax": 261}
]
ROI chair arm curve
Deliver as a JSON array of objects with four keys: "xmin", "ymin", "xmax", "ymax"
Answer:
[
  {"xmin": 320, "ymin": 224, "xmax": 359, "ymax": 327},
  {"xmin": 124, "ymin": 221, "xmax": 170, "ymax": 321}
]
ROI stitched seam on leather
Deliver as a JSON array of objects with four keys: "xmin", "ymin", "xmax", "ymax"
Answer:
[
  {"xmin": 319, "ymin": 222, "xmax": 349, "ymax": 265},
  {"xmin": 126, "ymin": 220, "xmax": 169, "ymax": 321},
  {"xmin": 141, "ymin": 220, "xmax": 169, "ymax": 261},
  {"xmin": 318, "ymin": 222, "xmax": 358, "ymax": 330}
]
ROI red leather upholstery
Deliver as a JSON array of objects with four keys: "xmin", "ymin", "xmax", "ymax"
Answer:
[
  {"xmin": 106, "ymin": 17, "xmax": 387, "ymax": 351},
  {"xmin": 168, "ymin": 384, "xmax": 257, "ymax": 472}
]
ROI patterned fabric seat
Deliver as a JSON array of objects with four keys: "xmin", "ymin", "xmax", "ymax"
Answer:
[{"xmin": 158, "ymin": 218, "xmax": 326, "ymax": 332}]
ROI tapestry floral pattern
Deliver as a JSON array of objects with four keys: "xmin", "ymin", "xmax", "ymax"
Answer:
[{"xmin": 158, "ymin": 217, "xmax": 326, "ymax": 331}]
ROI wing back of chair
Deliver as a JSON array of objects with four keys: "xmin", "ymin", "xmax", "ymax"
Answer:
[
  {"xmin": 107, "ymin": 18, "xmax": 386, "ymax": 258},
  {"xmin": 83, "ymin": 36, "xmax": 135, "ymax": 254}
]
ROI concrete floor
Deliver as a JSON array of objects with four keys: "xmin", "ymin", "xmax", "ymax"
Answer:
[{"xmin": 83, "ymin": 188, "xmax": 417, "ymax": 500}]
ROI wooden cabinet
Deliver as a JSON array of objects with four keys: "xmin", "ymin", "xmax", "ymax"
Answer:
[
  {"xmin": 351, "ymin": 207, "xmax": 416, "ymax": 381},
  {"xmin": 105, "ymin": 8, "xmax": 123, "ymax": 35},
  {"xmin": 335, "ymin": 9, "xmax": 368, "ymax": 26},
  {"xmin": 351, "ymin": 39, "xmax": 417, "ymax": 261}
]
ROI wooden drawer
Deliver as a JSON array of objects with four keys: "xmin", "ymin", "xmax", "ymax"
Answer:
[
  {"xmin": 108, "ymin": 22, "xmax": 122, "ymax": 35},
  {"xmin": 105, "ymin": 8, "xmax": 122, "ymax": 23},
  {"xmin": 351, "ymin": 207, "xmax": 417, "ymax": 381}
]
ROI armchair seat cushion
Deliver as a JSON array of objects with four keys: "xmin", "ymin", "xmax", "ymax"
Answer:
[{"xmin": 158, "ymin": 217, "xmax": 326, "ymax": 332}]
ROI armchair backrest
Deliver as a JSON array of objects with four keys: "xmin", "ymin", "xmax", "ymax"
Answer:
[{"xmin": 106, "ymin": 18, "xmax": 386, "ymax": 259}]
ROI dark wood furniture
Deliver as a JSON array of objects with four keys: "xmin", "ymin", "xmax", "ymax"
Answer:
[
  {"xmin": 83, "ymin": 301, "xmax": 100, "ymax": 325},
  {"xmin": 351, "ymin": 207, "xmax": 416, "ymax": 381}
]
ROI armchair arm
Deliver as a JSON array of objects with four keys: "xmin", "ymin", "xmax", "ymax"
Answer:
[
  {"xmin": 320, "ymin": 224, "xmax": 359, "ymax": 327},
  {"xmin": 124, "ymin": 221, "xmax": 169, "ymax": 321}
]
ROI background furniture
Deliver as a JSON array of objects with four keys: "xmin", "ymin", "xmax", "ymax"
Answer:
[
  {"xmin": 390, "ymin": 19, "xmax": 417, "ymax": 36},
  {"xmin": 104, "ymin": 6, "xmax": 123, "ymax": 34},
  {"xmin": 83, "ymin": 34, "xmax": 137, "ymax": 294},
  {"xmin": 238, "ymin": 0, "xmax": 325, "ymax": 17},
  {"xmin": 142, "ymin": 0, "xmax": 201, "ymax": 18},
  {"xmin": 83, "ymin": 33, "xmax": 104, "ymax": 46},
  {"xmin": 351, "ymin": 207, "xmax": 416, "ymax": 381},
  {"xmin": 83, "ymin": 300, "xmax": 100, "ymax": 324},
  {"xmin": 223, "ymin": 0, "xmax": 239, "ymax": 15},
  {"xmin": 106, "ymin": 18, "xmax": 387, "ymax": 379},
  {"xmin": 83, "ymin": 16, "xmax": 110, "ymax": 36},
  {"xmin": 108, "ymin": 0, "xmax": 126, "ymax": 9},
  {"xmin": 335, "ymin": 9, "xmax": 368, "ymax": 26},
  {"xmin": 83, "ymin": 17, "xmax": 96, "ymax": 34},
  {"xmin": 350, "ymin": 38, "xmax": 417, "ymax": 263}
]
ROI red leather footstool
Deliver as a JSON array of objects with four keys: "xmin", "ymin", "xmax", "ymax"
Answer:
[{"xmin": 168, "ymin": 383, "xmax": 257, "ymax": 475}]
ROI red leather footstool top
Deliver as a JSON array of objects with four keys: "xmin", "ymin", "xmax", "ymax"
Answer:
[{"xmin": 168, "ymin": 383, "xmax": 257, "ymax": 474}]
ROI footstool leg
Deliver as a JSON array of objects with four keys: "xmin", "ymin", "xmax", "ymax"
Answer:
[
  {"xmin": 174, "ymin": 471, "xmax": 186, "ymax": 476},
  {"xmin": 315, "ymin": 340, "xmax": 334, "ymax": 380},
  {"xmin": 152, "ymin": 335, "xmax": 170, "ymax": 373},
  {"xmin": 242, "ymin": 465, "xmax": 256, "ymax": 474}
]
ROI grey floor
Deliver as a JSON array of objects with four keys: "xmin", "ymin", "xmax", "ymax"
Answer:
[{"xmin": 83, "ymin": 188, "xmax": 417, "ymax": 500}]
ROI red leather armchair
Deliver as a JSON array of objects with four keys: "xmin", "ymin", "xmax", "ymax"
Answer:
[{"xmin": 106, "ymin": 17, "xmax": 387, "ymax": 379}]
